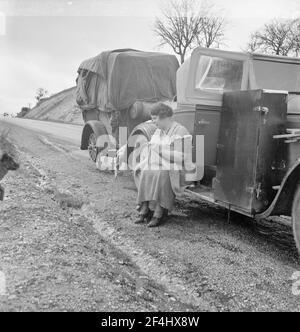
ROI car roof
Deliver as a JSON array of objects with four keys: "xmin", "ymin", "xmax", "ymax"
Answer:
[
  {"xmin": 193, "ymin": 47, "xmax": 300, "ymax": 65},
  {"xmin": 251, "ymin": 52, "xmax": 300, "ymax": 65}
]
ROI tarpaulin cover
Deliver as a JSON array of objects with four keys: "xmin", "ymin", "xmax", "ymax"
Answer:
[{"xmin": 76, "ymin": 49, "xmax": 179, "ymax": 112}]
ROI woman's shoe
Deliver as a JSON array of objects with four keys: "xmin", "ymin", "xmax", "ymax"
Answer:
[
  {"xmin": 145, "ymin": 210, "xmax": 154, "ymax": 223},
  {"xmin": 134, "ymin": 214, "xmax": 147, "ymax": 224},
  {"xmin": 147, "ymin": 209, "xmax": 169, "ymax": 228},
  {"xmin": 147, "ymin": 217, "xmax": 161, "ymax": 228},
  {"xmin": 134, "ymin": 210, "xmax": 152, "ymax": 224},
  {"xmin": 162, "ymin": 208, "xmax": 168, "ymax": 219}
]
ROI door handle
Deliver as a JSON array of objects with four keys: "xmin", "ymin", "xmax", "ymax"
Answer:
[{"xmin": 198, "ymin": 119, "xmax": 210, "ymax": 126}]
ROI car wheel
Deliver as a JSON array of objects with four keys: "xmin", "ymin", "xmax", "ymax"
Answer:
[
  {"xmin": 292, "ymin": 184, "xmax": 300, "ymax": 254},
  {"xmin": 88, "ymin": 132, "xmax": 98, "ymax": 162}
]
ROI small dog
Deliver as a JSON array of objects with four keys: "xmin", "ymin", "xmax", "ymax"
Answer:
[{"xmin": 0, "ymin": 153, "xmax": 19, "ymax": 201}]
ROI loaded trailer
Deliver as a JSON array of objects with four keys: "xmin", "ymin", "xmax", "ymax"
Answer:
[{"xmin": 76, "ymin": 48, "xmax": 179, "ymax": 162}]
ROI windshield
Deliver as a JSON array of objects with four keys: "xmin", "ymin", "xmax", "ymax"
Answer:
[
  {"xmin": 195, "ymin": 55, "xmax": 244, "ymax": 92},
  {"xmin": 253, "ymin": 60, "xmax": 300, "ymax": 92}
]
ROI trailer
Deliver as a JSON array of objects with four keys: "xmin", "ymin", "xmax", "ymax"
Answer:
[{"xmin": 76, "ymin": 49, "xmax": 179, "ymax": 163}]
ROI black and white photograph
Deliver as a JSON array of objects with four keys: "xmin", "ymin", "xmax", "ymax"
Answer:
[{"xmin": 1, "ymin": 0, "xmax": 300, "ymax": 315}]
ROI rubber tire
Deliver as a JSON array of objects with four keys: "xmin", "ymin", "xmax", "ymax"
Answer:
[{"xmin": 292, "ymin": 184, "xmax": 300, "ymax": 255}]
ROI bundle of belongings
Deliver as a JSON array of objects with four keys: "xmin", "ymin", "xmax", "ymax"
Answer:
[{"xmin": 76, "ymin": 49, "xmax": 179, "ymax": 112}]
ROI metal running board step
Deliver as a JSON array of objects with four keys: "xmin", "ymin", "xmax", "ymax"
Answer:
[{"xmin": 184, "ymin": 185, "xmax": 215, "ymax": 203}]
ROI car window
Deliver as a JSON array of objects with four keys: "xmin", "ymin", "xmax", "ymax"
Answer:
[
  {"xmin": 288, "ymin": 94, "xmax": 300, "ymax": 114},
  {"xmin": 195, "ymin": 55, "xmax": 244, "ymax": 92},
  {"xmin": 253, "ymin": 60, "xmax": 300, "ymax": 92}
]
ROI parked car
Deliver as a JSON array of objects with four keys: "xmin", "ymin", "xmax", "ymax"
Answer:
[
  {"xmin": 130, "ymin": 47, "xmax": 300, "ymax": 254},
  {"xmin": 77, "ymin": 48, "xmax": 179, "ymax": 162}
]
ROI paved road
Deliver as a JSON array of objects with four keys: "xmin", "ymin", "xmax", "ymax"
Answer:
[{"xmin": 1, "ymin": 118, "xmax": 83, "ymax": 146}]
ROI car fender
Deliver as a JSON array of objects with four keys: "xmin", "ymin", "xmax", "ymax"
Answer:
[{"xmin": 256, "ymin": 160, "xmax": 300, "ymax": 218}]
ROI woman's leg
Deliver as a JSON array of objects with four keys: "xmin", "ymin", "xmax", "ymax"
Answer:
[
  {"xmin": 148, "ymin": 203, "xmax": 167, "ymax": 228},
  {"xmin": 153, "ymin": 203, "xmax": 163, "ymax": 218},
  {"xmin": 135, "ymin": 201, "xmax": 150, "ymax": 224},
  {"xmin": 140, "ymin": 202, "xmax": 149, "ymax": 215}
]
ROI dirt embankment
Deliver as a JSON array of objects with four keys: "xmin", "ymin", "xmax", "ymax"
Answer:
[{"xmin": 25, "ymin": 87, "xmax": 83, "ymax": 125}]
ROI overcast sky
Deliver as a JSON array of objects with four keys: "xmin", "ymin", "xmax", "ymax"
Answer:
[{"xmin": 0, "ymin": 0, "xmax": 300, "ymax": 114}]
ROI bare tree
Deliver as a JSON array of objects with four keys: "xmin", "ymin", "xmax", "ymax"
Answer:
[
  {"xmin": 197, "ymin": 13, "xmax": 226, "ymax": 48},
  {"xmin": 247, "ymin": 34, "xmax": 262, "ymax": 53},
  {"xmin": 294, "ymin": 20, "xmax": 300, "ymax": 57},
  {"xmin": 247, "ymin": 18, "xmax": 300, "ymax": 56},
  {"xmin": 154, "ymin": 0, "xmax": 226, "ymax": 64},
  {"xmin": 35, "ymin": 88, "xmax": 49, "ymax": 103}
]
